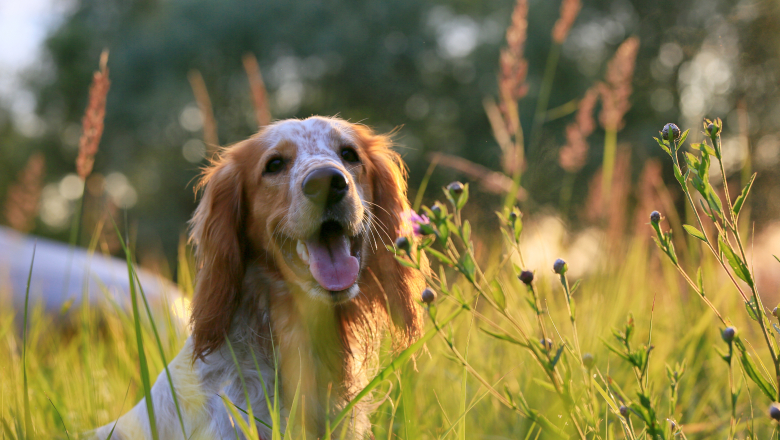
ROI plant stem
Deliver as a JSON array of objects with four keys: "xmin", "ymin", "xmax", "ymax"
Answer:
[{"xmin": 528, "ymin": 42, "xmax": 562, "ymax": 155}]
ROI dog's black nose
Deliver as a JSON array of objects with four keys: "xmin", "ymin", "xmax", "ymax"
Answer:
[{"xmin": 302, "ymin": 167, "xmax": 348, "ymax": 206}]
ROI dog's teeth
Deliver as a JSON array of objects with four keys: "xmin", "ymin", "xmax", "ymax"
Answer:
[{"xmin": 296, "ymin": 240, "xmax": 309, "ymax": 264}]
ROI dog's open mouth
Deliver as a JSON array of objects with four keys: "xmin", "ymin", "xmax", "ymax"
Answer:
[{"xmin": 295, "ymin": 220, "xmax": 362, "ymax": 294}]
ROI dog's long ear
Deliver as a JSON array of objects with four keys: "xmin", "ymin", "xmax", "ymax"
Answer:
[
  {"xmin": 359, "ymin": 128, "xmax": 424, "ymax": 345},
  {"xmin": 189, "ymin": 152, "xmax": 245, "ymax": 361}
]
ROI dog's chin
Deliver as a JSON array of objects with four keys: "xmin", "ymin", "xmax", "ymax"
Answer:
[
  {"xmin": 277, "ymin": 220, "xmax": 364, "ymax": 304},
  {"xmin": 307, "ymin": 283, "xmax": 361, "ymax": 304}
]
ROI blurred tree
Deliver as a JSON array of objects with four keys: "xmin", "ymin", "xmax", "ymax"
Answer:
[{"xmin": 1, "ymin": 0, "xmax": 779, "ymax": 268}]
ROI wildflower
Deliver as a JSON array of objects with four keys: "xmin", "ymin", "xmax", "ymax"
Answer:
[
  {"xmin": 650, "ymin": 211, "xmax": 661, "ymax": 224},
  {"xmin": 707, "ymin": 123, "xmax": 718, "ymax": 137},
  {"xmin": 540, "ymin": 338, "xmax": 553, "ymax": 350},
  {"xmin": 518, "ymin": 270, "xmax": 534, "ymax": 285},
  {"xmin": 400, "ymin": 210, "xmax": 430, "ymax": 237},
  {"xmin": 722, "ymin": 327, "xmax": 737, "ymax": 343},
  {"xmin": 582, "ymin": 353, "xmax": 595, "ymax": 369},
  {"xmin": 770, "ymin": 403, "xmax": 780, "ymax": 421},
  {"xmin": 421, "ymin": 287, "xmax": 436, "ymax": 305},
  {"xmin": 395, "ymin": 236, "xmax": 411, "ymax": 253},
  {"xmin": 447, "ymin": 181, "xmax": 464, "ymax": 196},
  {"xmin": 551, "ymin": 0, "xmax": 581, "ymax": 44},
  {"xmin": 553, "ymin": 258, "xmax": 568, "ymax": 275},
  {"xmin": 76, "ymin": 50, "xmax": 110, "ymax": 180},
  {"xmin": 662, "ymin": 123, "xmax": 680, "ymax": 141}
]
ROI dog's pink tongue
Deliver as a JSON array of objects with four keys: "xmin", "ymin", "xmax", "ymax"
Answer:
[{"xmin": 306, "ymin": 234, "xmax": 359, "ymax": 292}]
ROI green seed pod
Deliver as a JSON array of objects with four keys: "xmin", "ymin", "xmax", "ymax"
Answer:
[
  {"xmin": 447, "ymin": 181, "xmax": 464, "ymax": 196},
  {"xmin": 518, "ymin": 270, "xmax": 534, "ymax": 285},
  {"xmin": 662, "ymin": 123, "xmax": 680, "ymax": 141},
  {"xmin": 395, "ymin": 236, "xmax": 411, "ymax": 252},
  {"xmin": 582, "ymin": 353, "xmax": 595, "ymax": 370},
  {"xmin": 553, "ymin": 259, "xmax": 568, "ymax": 275},
  {"xmin": 722, "ymin": 326, "xmax": 737, "ymax": 343},
  {"xmin": 770, "ymin": 403, "xmax": 780, "ymax": 422},
  {"xmin": 421, "ymin": 287, "xmax": 436, "ymax": 305}
]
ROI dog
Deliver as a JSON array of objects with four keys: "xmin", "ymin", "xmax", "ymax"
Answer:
[{"xmin": 93, "ymin": 116, "xmax": 424, "ymax": 439}]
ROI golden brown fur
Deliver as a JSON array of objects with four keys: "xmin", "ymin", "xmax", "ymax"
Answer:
[{"xmin": 187, "ymin": 116, "xmax": 424, "ymax": 435}]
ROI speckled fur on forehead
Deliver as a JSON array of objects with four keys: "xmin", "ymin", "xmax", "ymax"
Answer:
[{"xmin": 262, "ymin": 117, "xmax": 357, "ymax": 156}]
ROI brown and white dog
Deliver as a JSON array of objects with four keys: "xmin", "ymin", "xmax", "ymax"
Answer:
[{"xmin": 93, "ymin": 117, "xmax": 424, "ymax": 439}]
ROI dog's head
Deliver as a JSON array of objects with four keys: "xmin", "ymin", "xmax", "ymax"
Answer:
[{"xmin": 189, "ymin": 117, "xmax": 423, "ymax": 360}]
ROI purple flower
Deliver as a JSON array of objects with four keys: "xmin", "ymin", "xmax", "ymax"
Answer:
[{"xmin": 400, "ymin": 210, "xmax": 430, "ymax": 237}]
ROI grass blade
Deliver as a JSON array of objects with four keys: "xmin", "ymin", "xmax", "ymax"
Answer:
[
  {"xmin": 22, "ymin": 242, "xmax": 36, "ymax": 439},
  {"xmin": 112, "ymin": 220, "xmax": 159, "ymax": 440},
  {"xmin": 282, "ymin": 354, "xmax": 302, "ymax": 440},
  {"xmin": 224, "ymin": 336, "xmax": 260, "ymax": 440},
  {"xmin": 330, "ymin": 305, "xmax": 466, "ymax": 430}
]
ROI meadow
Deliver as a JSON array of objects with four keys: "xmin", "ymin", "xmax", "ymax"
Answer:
[{"xmin": 2, "ymin": 0, "xmax": 780, "ymax": 438}]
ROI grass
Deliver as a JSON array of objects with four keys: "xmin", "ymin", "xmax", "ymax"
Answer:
[
  {"xmin": 2, "ymin": 2, "xmax": 778, "ymax": 437},
  {"xmin": 1, "ymin": 160, "xmax": 779, "ymax": 438}
]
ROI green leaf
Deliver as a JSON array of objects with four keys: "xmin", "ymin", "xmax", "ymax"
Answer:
[
  {"xmin": 745, "ymin": 297, "xmax": 760, "ymax": 322},
  {"xmin": 479, "ymin": 327, "xmax": 525, "ymax": 346},
  {"xmin": 733, "ymin": 173, "xmax": 756, "ymax": 219},
  {"xmin": 678, "ymin": 128, "xmax": 690, "ymax": 146},
  {"xmin": 459, "ymin": 252, "xmax": 476, "ymax": 283},
  {"xmin": 489, "ymin": 280, "xmax": 507, "ymax": 310},
  {"xmin": 394, "ymin": 255, "xmax": 418, "ymax": 268},
  {"xmin": 426, "ymin": 248, "xmax": 454, "ymax": 266},
  {"xmin": 738, "ymin": 347, "xmax": 776, "ymax": 401},
  {"xmin": 456, "ymin": 183, "xmax": 469, "ymax": 210},
  {"xmin": 718, "ymin": 236, "xmax": 753, "ymax": 287},
  {"xmin": 462, "ymin": 220, "xmax": 471, "ymax": 245},
  {"xmin": 531, "ymin": 378, "xmax": 558, "ymax": 394},
  {"xmin": 654, "ymin": 137, "xmax": 671, "ymax": 156},
  {"xmin": 673, "ymin": 165, "xmax": 686, "ymax": 186},
  {"xmin": 570, "ymin": 279, "xmax": 581, "ymax": 295},
  {"xmin": 592, "ymin": 382, "xmax": 621, "ymax": 414},
  {"xmin": 696, "ymin": 267, "xmax": 705, "ymax": 296},
  {"xmin": 683, "ymin": 224, "xmax": 707, "ymax": 242}
]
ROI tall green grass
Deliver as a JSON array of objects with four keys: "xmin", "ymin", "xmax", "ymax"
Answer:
[{"xmin": 2, "ymin": 170, "xmax": 778, "ymax": 438}]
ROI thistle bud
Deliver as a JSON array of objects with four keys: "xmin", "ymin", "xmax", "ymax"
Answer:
[
  {"xmin": 540, "ymin": 338, "xmax": 553, "ymax": 351},
  {"xmin": 518, "ymin": 270, "xmax": 534, "ymax": 285},
  {"xmin": 650, "ymin": 211, "xmax": 661, "ymax": 224},
  {"xmin": 509, "ymin": 212, "xmax": 517, "ymax": 222},
  {"xmin": 431, "ymin": 205, "xmax": 442, "ymax": 218},
  {"xmin": 447, "ymin": 181, "xmax": 464, "ymax": 196},
  {"xmin": 395, "ymin": 236, "xmax": 411, "ymax": 252},
  {"xmin": 619, "ymin": 405, "xmax": 629, "ymax": 417},
  {"xmin": 773, "ymin": 307, "xmax": 779, "ymax": 318},
  {"xmin": 722, "ymin": 326, "xmax": 737, "ymax": 343},
  {"xmin": 770, "ymin": 403, "xmax": 780, "ymax": 421},
  {"xmin": 421, "ymin": 287, "xmax": 436, "ymax": 305},
  {"xmin": 553, "ymin": 259, "xmax": 568, "ymax": 275},
  {"xmin": 707, "ymin": 123, "xmax": 719, "ymax": 137},
  {"xmin": 582, "ymin": 353, "xmax": 595, "ymax": 370},
  {"xmin": 662, "ymin": 123, "xmax": 680, "ymax": 141}
]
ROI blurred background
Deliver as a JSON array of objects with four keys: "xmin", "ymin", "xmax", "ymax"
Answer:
[{"xmin": 1, "ymin": 0, "xmax": 779, "ymax": 279}]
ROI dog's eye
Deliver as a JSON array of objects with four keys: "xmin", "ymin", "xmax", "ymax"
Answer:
[
  {"xmin": 340, "ymin": 147, "xmax": 360, "ymax": 163},
  {"xmin": 264, "ymin": 157, "xmax": 285, "ymax": 174}
]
